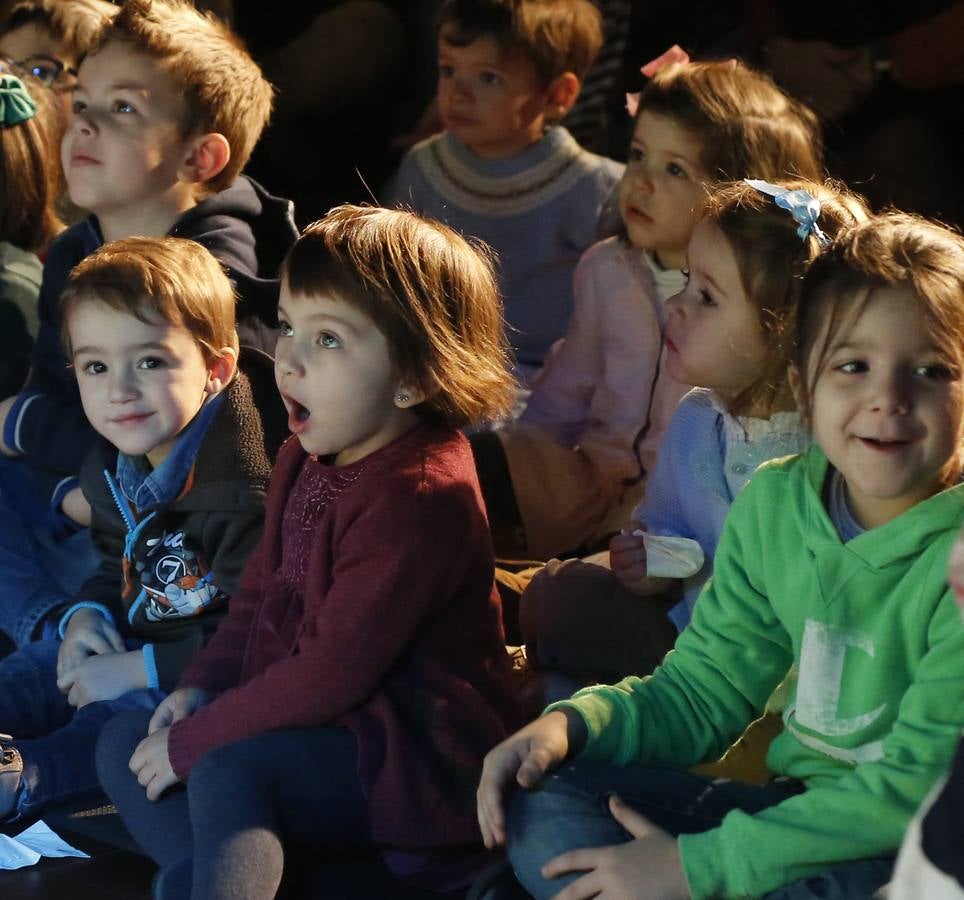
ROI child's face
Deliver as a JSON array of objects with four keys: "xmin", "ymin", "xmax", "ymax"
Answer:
[
  {"xmin": 804, "ymin": 284, "xmax": 964, "ymax": 528},
  {"xmin": 618, "ymin": 111, "xmax": 711, "ymax": 269},
  {"xmin": 664, "ymin": 220, "xmax": 766, "ymax": 398},
  {"xmin": 62, "ymin": 41, "xmax": 197, "ymax": 219},
  {"xmin": 0, "ymin": 21, "xmax": 77, "ymax": 119},
  {"xmin": 274, "ymin": 285, "xmax": 420, "ymax": 465},
  {"xmin": 436, "ymin": 30, "xmax": 553, "ymax": 159},
  {"xmin": 69, "ymin": 300, "xmax": 224, "ymax": 469}
]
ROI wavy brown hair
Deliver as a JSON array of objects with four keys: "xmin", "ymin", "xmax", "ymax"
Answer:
[
  {"xmin": 282, "ymin": 205, "xmax": 517, "ymax": 429},
  {"xmin": 0, "ymin": 75, "xmax": 63, "ymax": 251}
]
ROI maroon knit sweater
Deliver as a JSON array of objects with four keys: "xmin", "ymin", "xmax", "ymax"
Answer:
[{"xmin": 168, "ymin": 424, "xmax": 519, "ymax": 848}]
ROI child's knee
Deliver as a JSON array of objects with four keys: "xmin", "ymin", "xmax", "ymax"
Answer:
[{"xmin": 95, "ymin": 709, "xmax": 152, "ymax": 791}]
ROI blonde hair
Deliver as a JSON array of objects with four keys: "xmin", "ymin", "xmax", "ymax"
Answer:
[
  {"xmin": 795, "ymin": 212, "xmax": 964, "ymax": 433},
  {"xmin": 96, "ymin": 0, "xmax": 272, "ymax": 192},
  {"xmin": 281, "ymin": 205, "xmax": 516, "ymax": 429},
  {"xmin": 0, "ymin": 74, "xmax": 62, "ymax": 251},
  {"xmin": 61, "ymin": 235, "xmax": 239, "ymax": 363},
  {"xmin": 0, "ymin": 0, "xmax": 117, "ymax": 63},
  {"xmin": 704, "ymin": 179, "xmax": 870, "ymax": 416},
  {"xmin": 637, "ymin": 60, "xmax": 823, "ymax": 184},
  {"xmin": 437, "ymin": 0, "xmax": 603, "ymax": 84}
]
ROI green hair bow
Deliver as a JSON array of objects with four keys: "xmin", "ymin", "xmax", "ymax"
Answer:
[{"xmin": 0, "ymin": 74, "xmax": 37, "ymax": 127}]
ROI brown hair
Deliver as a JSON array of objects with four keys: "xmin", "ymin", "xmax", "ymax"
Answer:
[
  {"xmin": 281, "ymin": 205, "xmax": 516, "ymax": 429},
  {"xmin": 794, "ymin": 212, "xmax": 964, "ymax": 428},
  {"xmin": 704, "ymin": 179, "xmax": 870, "ymax": 416},
  {"xmin": 0, "ymin": 0, "xmax": 117, "ymax": 64},
  {"xmin": 94, "ymin": 0, "xmax": 272, "ymax": 192},
  {"xmin": 60, "ymin": 235, "xmax": 240, "ymax": 363},
  {"xmin": 0, "ymin": 74, "xmax": 62, "ymax": 251},
  {"xmin": 437, "ymin": 0, "xmax": 602, "ymax": 84},
  {"xmin": 637, "ymin": 60, "xmax": 823, "ymax": 184}
]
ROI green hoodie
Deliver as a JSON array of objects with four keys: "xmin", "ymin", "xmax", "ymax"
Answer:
[{"xmin": 553, "ymin": 447, "xmax": 964, "ymax": 898}]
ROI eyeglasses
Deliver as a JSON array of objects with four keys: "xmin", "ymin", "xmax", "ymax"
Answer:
[{"xmin": 0, "ymin": 54, "xmax": 77, "ymax": 88}]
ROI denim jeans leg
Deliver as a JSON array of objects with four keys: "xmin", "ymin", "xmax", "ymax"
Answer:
[
  {"xmin": 507, "ymin": 762, "xmax": 796, "ymax": 900},
  {"xmin": 0, "ymin": 461, "xmax": 99, "ymax": 647},
  {"xmin": 0, "ymin": 640, "xmax": 74, "ymax": 737},
  {"xmin": 12, "ymin": 679, "xmax": 165, "ymax": 822},
  {"xmin": 764, "ymin": 857, "xmax": 894, "ymax": 899}
]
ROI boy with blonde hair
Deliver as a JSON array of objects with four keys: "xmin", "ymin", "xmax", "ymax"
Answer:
[
  {"xmin": 385, "ymin": 0, "xmax": 624, "ymax": 381},
  {"xmin": 0, "ymin": 0, "xmax": 295, "ymax": 649},
  {"xmin": 0, "ymin": 236, "xmax": 284, "ymax": 826}
]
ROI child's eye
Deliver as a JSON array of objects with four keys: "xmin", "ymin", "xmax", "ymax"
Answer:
[
  {"xmin": 138, "ymin": 357, "xmax": 164, "ymax": 370},
  {"xmin": 478, "ymin": 71, "xmax": 502, "ymax": 86},
  {"xmin": 698, "ymin": 290, "xmax": 716, "ymax": 308},
  {"xmin": 666, "ymin": 162, "xmax": 687, "ymax": 178},
  {"xmin": 80, "ymin": 360, "xmax": 107, "ymax": 375},
  {"xmin": 680, "ymin": 268, "xmax": 690, "ymax": 279},
  {"xmin": 111, "ymin": 99, "xmax": 136, "ymax": 114},
  {"xmin": 276, "ymin": 320, "xmax": 293, "ymax": 337},
  {"xmin": 438, "ymin": 63, "xmax": 455, "ymax": 79},
  {"xmin": 915, "ymin": 362, "xmax": 952, "ymax": 380},
  {"xmin": 71, "ymin": 99, "xmax": 87, "ymax": 114},
  {"xmin": 836, "ymin": 360, "xmax": 868, "ymax": 374},
  {"xmin": 627, "ymin": 147, "xmax": 644, "ymax": 163},
  {"xmin": 318, "ymin": 332, "xmax": 341, "ymax": 349}
]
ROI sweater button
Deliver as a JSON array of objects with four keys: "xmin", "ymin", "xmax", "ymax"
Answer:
[{"xmin": 731, "ymin": 463, "xmax": 748, "ymax": 475}]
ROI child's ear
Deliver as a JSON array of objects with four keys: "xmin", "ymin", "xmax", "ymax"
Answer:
[
  {"xmin": 180, "ymin": 133, "xmax": 231, "ymax": 185},
  {"xmin": 392, "ymin": 381, "xmax": 428, "ymax": 410},
  {"xmin": 205, "ymin": 348, "xmax": 238, "ymax": 395},
  {"xmin": 544, "ymin": 72, "xmax": 581, "ymax": 121},
  {"xmin": 787, "ymin": 364, "xmax": 809, "ymax": 423}
]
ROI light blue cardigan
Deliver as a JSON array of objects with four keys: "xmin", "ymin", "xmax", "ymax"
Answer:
[{"xmin": 636, "ymin": 388, "xmax": 809, "ymax": 630}]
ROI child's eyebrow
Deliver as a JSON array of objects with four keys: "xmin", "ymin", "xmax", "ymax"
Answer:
[
  {"xmin": 72, "ymin": 340, "xmax": 173, "ymax": 357},
  {"xmin": 277, "ymin": 308, "xmax": 361, "ymax": 333},
  {"xmin": 691, "ymin": 266, "xmax": 727, "ymax": 297}
]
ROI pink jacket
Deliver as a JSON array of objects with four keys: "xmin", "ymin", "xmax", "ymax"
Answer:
[{"xmin": 500, "ymin": 236, "xmax": 689, "ymax": 558}]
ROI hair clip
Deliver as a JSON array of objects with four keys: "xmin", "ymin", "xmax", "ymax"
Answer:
[
  {"xmin": 626, "ymin": 44, "xmax": 691, "ymax": 117},
  {"xmin": 0, "ymin": 74, "xmax": 37, "ymax": 127},
  {"xmin": 744, "ymin": 179, "xmax": 831, "ymax": 246}
]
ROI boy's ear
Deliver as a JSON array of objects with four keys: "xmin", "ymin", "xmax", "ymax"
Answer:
[
  {"xmin": 544, "ymin": 72, "xmax": 581, "ymax": 121},
  {"xmin": 787, "ymin": 364, "xmax": 808, "ymax": 423},
  {"xmin": 205, "ymin": 347, "xmax": 238, "ymax": 395},
  {"xmin": 180, "ymin": 132, "xmax": 231, "ymax": 185}
]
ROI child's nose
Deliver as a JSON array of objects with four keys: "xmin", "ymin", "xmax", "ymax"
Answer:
[
  {"xmin": 868, "ymin": 370, "xmax": 911, "ymax": 414},
  {"xmin": 108, "ymin": 370, "xmax": 138, "ymax": 402},
  {"xmin": 70, "ymin": 110, "xmax": 96, "ymax": 136},
  {"xmin": 274, "ymin": 343, "xmax": 303, "ymax": 378}
]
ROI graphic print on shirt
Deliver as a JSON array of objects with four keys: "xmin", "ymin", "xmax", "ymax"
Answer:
[
  {"xmin": 134, "ymin": 528, "xmax": 223, "ymax": 621},
  {"xmin": 785, "ymin": 619, "xmax": 887, "ymax": 764}
]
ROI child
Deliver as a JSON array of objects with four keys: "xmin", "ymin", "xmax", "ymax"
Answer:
[
  {"xmin": 0, "ymin": 235, "xmax": 283, "ymax": 825},
  {"xmin": 520, "ymin": 179, "xmax": 868, "ymax": 684},
  {"xmin": 384, "ymin": 0, "xmax": 624, "ymax": 380},
  {"xmin": 0, "ymin": 0, "xmax": 118, "ymax": 122},
  {"xmin": 0, "ymin": 0, "xmax": 296, "ymax": 649},
  {"xmin": 96, "ymin": 205, "xmax": 522, "ymax": 900},
  {"xmin": 477, "ymin": 210, "xmax": 964, "ymax": 899},
  {"xmin": 472, "ymin": 57, "xmax": 824, "ymax": 561},
  {"xmin": 889, "ymin": 528, "xmax": 964, "ymax": 900},
  {"xmin": 0, "ymin": 72, "xmax": 62, "ymax": 396}
]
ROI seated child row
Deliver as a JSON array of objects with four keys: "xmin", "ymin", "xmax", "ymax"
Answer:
[{"xmin": 1, "ymin": 195, "xmax": 962, "ymax": 900}]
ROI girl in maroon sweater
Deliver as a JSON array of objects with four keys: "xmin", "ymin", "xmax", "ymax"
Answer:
[{"xmin": 96, "ymin": 205, "xmax": 521, "ymax": 899}]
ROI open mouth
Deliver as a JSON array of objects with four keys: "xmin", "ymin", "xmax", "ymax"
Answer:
[
  {"xmin": 286, "ymin": 397, "xmax": 311, "ymax": 431},
  {"xmin": 858, "ymin": 436, "xmax": 911, "ymax": 451}
]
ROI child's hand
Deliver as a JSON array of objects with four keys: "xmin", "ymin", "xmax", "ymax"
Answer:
[
  {"xmin": 477, "ymin": 711, "xmax": 571, "ymax": 849},
  {"xmin": 60, "ymin": 486, "xmax": 92, "ymax": 526},
  {"xmin": 148, "ymin": 687, "xmax": 210, "ymax": 733},
  {"xmin": 609, "ymin": 529, "xmax": 656, "ymax": 595},
  {"xmin": 57, "ymin": 608, "xmax": 125, "ymax": 678},
  {"xmin": 57, "ymin": 649, "xmax": 147, "ymax": 708},
  {"xmin": 129, "ymin": 726, "xmax": 178, "ymax": 801},
  {"xmin": 542, "ymin": 795, "xmax": 690, "ymax": 899}
]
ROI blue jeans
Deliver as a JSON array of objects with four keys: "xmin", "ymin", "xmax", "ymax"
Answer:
[
  {"xmin": 0, "ymin": 458, "xmax": 99, "ymax": 647},
  {"xmin": 0, "ymin": 638, "xmax": 164, "ymax": 822},
  {"xmin": 507, "ymin": 762, "xmax": 893, "ymax": 899}
]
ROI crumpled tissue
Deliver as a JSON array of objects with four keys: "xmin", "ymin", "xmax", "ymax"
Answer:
[{"xmin": 0, "ymin": 820, "xmax": 90, "ymax": 870}]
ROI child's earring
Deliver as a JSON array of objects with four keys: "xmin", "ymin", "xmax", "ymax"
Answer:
[{"xmin": 395, "ymin": 393, "xmax": 410, "ymax": 404}]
